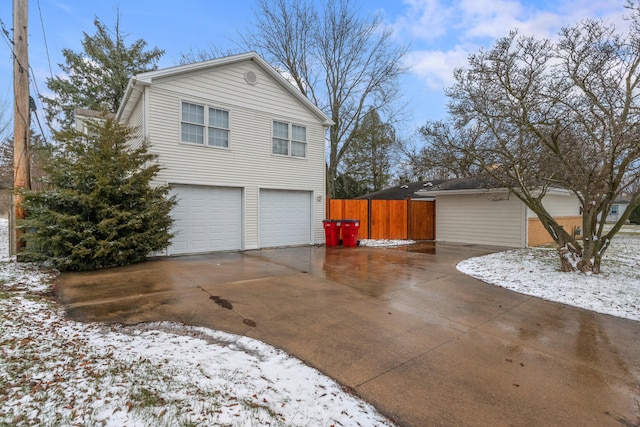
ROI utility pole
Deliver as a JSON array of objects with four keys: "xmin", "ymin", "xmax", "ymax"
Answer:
[{"xmin": 12, "ymin": 0, "xmax": 30, "ymax": 255}]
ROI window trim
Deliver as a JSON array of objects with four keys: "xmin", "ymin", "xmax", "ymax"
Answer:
[
  {"xmin": 271, "ymin": 120, "xmax": 307, "ymax": 158},
  {"xmin": 180, "ymin": 101, "xmax": 231, "ymax": 149}
]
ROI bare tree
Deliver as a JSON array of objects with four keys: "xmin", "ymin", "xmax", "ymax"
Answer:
[
  {"xmin": 428, "ymin": 3, "xmax": 640, "ymax": 273},
  {"xmin": 245, "ymin": 0, "xmax": 408, "ymax": 197},
  {"xmin": 412, "ymin": 120, "xmax": 483, "ymax": 180}
]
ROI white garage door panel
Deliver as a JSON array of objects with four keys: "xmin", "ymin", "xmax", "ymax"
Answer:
[
  {"xmin": 169, "ymin": 185, "xmax": 242, "ymax": 255},
  {"xmin": 260, "ymin": 190, "xmax": 311, "ymax": 248}
]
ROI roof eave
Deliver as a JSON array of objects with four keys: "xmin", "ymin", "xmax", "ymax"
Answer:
[
  {"xmin": 116, "ymin": 78, "xmax": 150, "ymax": 123},
  {"xmin": 419, "ymin": 186, "xmax": 576, "ymax": 197}
]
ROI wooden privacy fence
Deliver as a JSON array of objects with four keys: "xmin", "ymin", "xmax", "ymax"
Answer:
[{"xmin": 326, "ymin": 198, "xmax": 435, "ymax": 240}]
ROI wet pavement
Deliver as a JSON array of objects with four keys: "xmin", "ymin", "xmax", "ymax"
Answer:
[{"xmin": 55, "ymin": 242, "xmax": 640, "ymax": 427}]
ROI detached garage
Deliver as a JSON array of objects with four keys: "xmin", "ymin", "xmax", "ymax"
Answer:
[{"xmin": 418, "ymin": 176, "xmax": 582, "ymax": 248}]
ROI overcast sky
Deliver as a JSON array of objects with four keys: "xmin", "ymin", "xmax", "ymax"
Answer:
[{"xmin": 0, "ymin": 0, "xmax": 630, "ymax": 140}]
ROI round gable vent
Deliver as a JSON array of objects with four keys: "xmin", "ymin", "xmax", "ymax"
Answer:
[{"xmin": 244, "ymin": 70, "xmax": 258, "ymax": 85}]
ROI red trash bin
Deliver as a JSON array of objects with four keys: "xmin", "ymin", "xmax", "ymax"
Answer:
[
  {"xmin": 322, "ymin": 220, "xmax": 341, "ymax": 247},
  {"xmin": 340, "ymin": 219, "xmax": 360, "ymax": 247}
]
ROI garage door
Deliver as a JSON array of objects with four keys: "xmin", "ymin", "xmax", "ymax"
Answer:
[
  {"xmin": 169, "ymin": 185, "xmax": 242, "ymax": 255},
  {"xmin": 260, "ymin": 189, "xmax": 311, "ymax": 248}
]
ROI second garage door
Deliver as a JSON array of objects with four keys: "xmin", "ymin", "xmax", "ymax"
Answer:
[
  {"xmin": 259, "ymin": 189, "xmax": 311, "ymax": 248},
  {"xmin": 169, "ymin": 185, "xmax": 242, "ymax": 255}
]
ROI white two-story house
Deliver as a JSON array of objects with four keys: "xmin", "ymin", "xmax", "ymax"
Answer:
[{"xmin": 112, "ymin": 52, "xmax": 332, "ymax": 255}]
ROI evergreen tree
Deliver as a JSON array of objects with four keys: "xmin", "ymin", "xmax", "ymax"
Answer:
[
  {"xmin": 43, "ymin": 14, "xmax": 164, "ymax": 129},
  {"xmin": 19, "ymin": 119, "xmax": 176, "ymax": 271},
  {"xmin": 333, "ymin": 173, "xmax": 370, "ymax": 199},
  {"xmin": 340, "ymin": 108, "xmax": 400, "ymax": 195}
]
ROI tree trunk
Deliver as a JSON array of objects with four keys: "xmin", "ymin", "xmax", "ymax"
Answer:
[
  {"xmin": 577, "ymin": 239, "xmax": 602, "ymax": 274},
  {"xmin": 558, "ymin": 245, "xmax": 580, "ymax": 272},
  {"xmin": 558, "ymin": 242, "xmax": 602, "ymax": 273}
]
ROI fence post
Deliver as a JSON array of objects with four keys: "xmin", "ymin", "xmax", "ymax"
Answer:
[
  {"xmin": 407, "ymin": 196, "xmax": 412, "ymax": 240},
  {"xmin": 326, "ymin": 196, "xmax": 330, "ymax": 219},
  {"xmin": 367, "ymin": 199, "xmax": 372, "ymax": 239}
]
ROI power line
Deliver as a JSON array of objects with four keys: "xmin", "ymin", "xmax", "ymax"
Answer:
[
  {"xmin": 36, "ymin": 0, "xmax": 53, "ymax": 80},
  {"xmin": 28, "ymin": 65, "xmax": 53, "ymax": 142},
  {"xmin": 0, "ymin": 16, "xmax": 53, "ymax": 143},
  {"xmin": 0, "ymin": 18, "xmax": 17, "ymax": 60}
]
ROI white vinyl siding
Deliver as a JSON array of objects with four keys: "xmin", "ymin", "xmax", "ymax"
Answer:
[
  {"xmin": 436, "ymin": 193, "xmax": 526, "ymax": 248},
  {"xmin": 128, "ymin": 98, "xmax": 145, "ymax": 149},
  {"xmin": 527, "ymin": 193, "xmax": 582, "ymax": 218},
  {"xmin": 136, "ymin": 59, "xmax": 326, "ymax": 250}
]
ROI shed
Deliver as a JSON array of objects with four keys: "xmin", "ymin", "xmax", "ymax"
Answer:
[{"xmin": 417, "ymin": 176, "xmax": 582, "ymax": 248}]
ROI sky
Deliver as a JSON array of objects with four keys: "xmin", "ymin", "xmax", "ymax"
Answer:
[{"xmin": 0, "ymin": 0, "xmax": 631, "ymax": 141}]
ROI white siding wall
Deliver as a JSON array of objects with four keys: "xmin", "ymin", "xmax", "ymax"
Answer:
[
  {"xmin": 127, "ymin": 94, "xmax": 145, "ymax": 150},
  {"xmin": 436, "ymin": 192, "xmax": 526, "ymax": 247},
  {"xmin": 131, "ymin": 60, "xmax": 325, "ymax": 250},
  {"xmin": 526, "ymin": 193, "xmax": 581, "ymax": 218}
]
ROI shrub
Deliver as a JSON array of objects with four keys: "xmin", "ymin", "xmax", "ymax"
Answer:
[{"xmin": 19, "ymin": 119, "xmax": 176, "ymax": 271}]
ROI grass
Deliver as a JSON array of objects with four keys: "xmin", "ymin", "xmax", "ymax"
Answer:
[
  {"xmin": 0, "ymin": 288, "xmax": 281, "ymax": 426},
  {"xmin": 0, "ymin": 280, "xmax": 350, "ymax": 426}
]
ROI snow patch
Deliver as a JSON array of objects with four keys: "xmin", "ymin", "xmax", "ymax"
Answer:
[{"xmin": 457, "ymin": 234, "xmax": 640, "ymax": 322}]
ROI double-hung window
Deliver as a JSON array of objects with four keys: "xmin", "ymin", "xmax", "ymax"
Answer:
[
  {"xmin": 272, "ymin": 120, "xmax": 306, "ymax": 158},
  {"xmin": 181, "ymin": 102, "xmax": 229, "ymax": 148}
]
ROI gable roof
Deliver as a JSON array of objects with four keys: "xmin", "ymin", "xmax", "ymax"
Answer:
[
  {"xmin": 116, "ymin": 51, "xmax": 333, "ymax": 126},
  {"xmin": 356, "ymin": 180, "xmax": 449, "ymax": 200}
]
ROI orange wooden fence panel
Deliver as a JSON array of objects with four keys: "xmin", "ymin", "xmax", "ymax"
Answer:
[
  {"xmin": 409, "ymin": 200, "xmax": 435, "ymax": 240},
  {"xmin": 371, "ymin": 200, "xmax": 407, "ymax": 239},
  {"xmin": 326, "ymin": 198, "xmax": 436, "ymax": 241},
  {"xmin": 326, "ymin": 199, "xmax": 369, "ymax": 238}
]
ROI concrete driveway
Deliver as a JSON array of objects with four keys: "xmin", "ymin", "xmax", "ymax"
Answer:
[{"xmin": 55, "ymin": 243, "xmax": 640, "ymax": 426}]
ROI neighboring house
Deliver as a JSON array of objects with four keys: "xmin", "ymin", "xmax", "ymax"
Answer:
[
  {"xmin": 417, "ymin": 176, "xmax": 582, "ymax": 248},
  {"xmin": 74, "ymin": 108, "xmax": 115, "ymax": 134},
  {"xmin": 111, "ymin": 52, "xmax": 332, "ymax": 255},
  {"xmin": 606, "ymin": 198, "xmax": 631, "ymax": 223}
]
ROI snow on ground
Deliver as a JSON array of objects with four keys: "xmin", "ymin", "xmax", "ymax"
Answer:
[
  {"xmin": 457, "ymin": 230, "xmax": 640, "ymax": 322},
  {"xmin": 358, "ymin": 239, "xmax": 415, "ymax": 247},
  {"xmin": 0, "ymin": 219, "xmax": 395, "ymax": 427},
  {"xmin": 3, "ymin": 221, "xmax": 639, "ymax": 426}
]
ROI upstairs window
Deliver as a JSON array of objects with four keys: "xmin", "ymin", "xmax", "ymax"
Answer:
[
  {"xmin": 272, "ymin": 121, "xmax": 306, "ymax": 157},
  {"xmin": 181, "ymin": 102, "xmax": 229, "ymax": 148},
  {"xmin": 181, "ymin": 102, "xmax": 204, "ymax": 144},
  {"xmin": 208, "ymin": 108, "xmax": 229, "ymax": 147},
  {"xmin": 272, "ymin": 121, "xmax": 289, "ymax": 155},
  {"xmin": 291, "ymin": 125, "xmax": 306, "ymax": 157}
]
